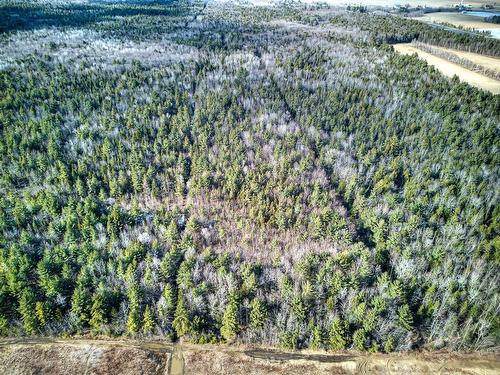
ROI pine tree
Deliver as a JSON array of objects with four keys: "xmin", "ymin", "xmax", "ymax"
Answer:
[
  {"xmin": 158, "ymin": 283, "xmax": 176, "ymax": 319},
  {"xmin": 310, "ymin": 325, "xmax": 324, "ymax": 350},
  {"xmin": 90, "ymin": 290, "xmax": 107, "ymax": 330},
  {"xmin": 143, "ymin": 305, "xmax": 155, "ymax": 335},
  {"xmin": 0, "ymin": 314, "xmax": 8, "ymax": 336},
  {"xmin": 172, "ymin": 290, "xmax": 190, "ymax": 337},
  {"xmin": 384, "ymin": 335, "xmax": 395, "ymax": 353},
  {"xmin": 398, "ymin": 304, "xmax": 413, "ymax": 331},
  {"xmin": 127, "ymin": 284, "xmax": 141, "ymax": 334},
  {"xmin": 19, "ymin": 289, "xmax": 37, "ymax": 334},
  {"xmin": 220, "ymin": 292, "xmax": 239, "ymax": 341},
  {"xmin": 71, "ymin": 283, "xmax": 91, "ymax": 327},
  {"xmin": 353, "ymin": 328, "xmax": 367, "ymax": 351},
  {"xmin": 329, "ymin": 317, "xmax": 348, "ymax": 350},
  {"xmin": 249, "ymin": 298, "xmax": 267, "ymax": 329},
  {"xmin": 35, "ymin": 301, "xmax": 46, "ymax": 328}
]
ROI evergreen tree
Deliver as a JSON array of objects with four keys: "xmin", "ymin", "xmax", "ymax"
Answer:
[
  {"xmin": 172, "ymin": 290, "xmax": 190, "ymax": 337},
  {"xmin": 143, "ymin": 305, "xmax": 155, "ymax": 335},
  {"xmin": 310, "ymin": 325, "xmax": 324, "ymax": 350},
  {"xmin": 90, "ymin": 289, "xmax": 108, "ymax": 331},
  {"xmin": 398, "ymin": 304, "xmax": 413, "ymax": 331},
  {"xmin": 221, "ymin": 292, "xmax": 240, "ymax": 342},
  {"xmin": 249, "ymin": 298, "xmax": 267, "ymax": 329},
  {"xmin": 352, "ymin": 328, "xmax": 367, "ymax": 351},
  {"xmin": 19, "ymin": 289, "xmax": 37, "ymax": 335},
  {"xmin": 35, "ymin": 301, "xmax": 46, "ymax": 328},
  {"xmin": 329, "ymin": 317, "xmax": 348, "ymax": 350},
  {"xmin": 127, "ymin": 284, "xmax": 141, "ymax": 334}
]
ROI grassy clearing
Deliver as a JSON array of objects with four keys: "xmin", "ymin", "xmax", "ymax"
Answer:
[{"xmin": 394, "ymin": 43, "xmax": 500, "ymax": 94}]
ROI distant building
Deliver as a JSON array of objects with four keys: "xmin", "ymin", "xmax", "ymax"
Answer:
[{"xmin": 453, "ymin": 1, "xmax": 472, "ymax": 11}]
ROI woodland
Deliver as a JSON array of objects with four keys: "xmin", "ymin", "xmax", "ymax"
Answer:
[{"xmin": 0, "ymin": 0, "xmax": 498, "ymax": 352}]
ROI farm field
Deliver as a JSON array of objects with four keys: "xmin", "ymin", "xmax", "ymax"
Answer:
[
  {"xmin": 304, "ymin": 1, "xmax": 498, "ymax": 7},
  {"xmin": 415, "ymin": 12, "xmax": 500, "ymax": 38},
  {"xmin": 393, "ymin": 43, "xmax": 500, "ymax": 93},
  {"xmin": 438, "ymin": 45, "xmax": 500, "ymax": 71}
]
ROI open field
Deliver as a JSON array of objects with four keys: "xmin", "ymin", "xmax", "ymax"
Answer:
[
  {"xmin": 393, "ymin": 43, "xmax": 500, "ymax": 94},
  {"xmin": 439, "ymin": 45, "xmax": 500, "ymax": 72},
  {"xmin": 0, "ymin": 338, "xmax": 499, "ymax": 375},
  {"xmin": 302, "ymin": 1, "xmax": 498, "ymax": 7},
  {"xmin": 415, "ymin": 12, "xmax": 500, "ymax": 38}
]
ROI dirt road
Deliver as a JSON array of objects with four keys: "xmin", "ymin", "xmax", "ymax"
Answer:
[{"xmin": 0, "ymin": 338, "xmax": 498, "ymax": 375}]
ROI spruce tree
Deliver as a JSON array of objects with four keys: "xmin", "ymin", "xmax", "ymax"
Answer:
[
  {"xmin": 249, "ymin": 298, "xmax": 267, "ymax": 329},
  {"xmin": 221, "ymin": 292, "xmax": 239, "ymax": 341},
  {"xmin": 19, "ymin": 289, "xmax": 37, "ymax": 335},
  {"xmin": 329, "ymin": 317, "xmax": 347, "ymax": 350},
  {"xmin": 143, "ymin": 305, "xmax": 155, "ymax": 335},
  {"xmin": 398, "ymin": 304, "xmax": 413, "ymax": 331},
  {"xmin": 127, "ymin": 284, "xmax": 141, "ymax": 334},
  {"xmin": 172, "ymin": 290, "xmax": 190, "ymax": 337}
]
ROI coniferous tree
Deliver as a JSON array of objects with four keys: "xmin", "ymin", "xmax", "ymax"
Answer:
[
  {"xmin": 220, "ymin": 292, "xmax": 239, "ymax": 342},
  {"xmin": 249, "ymin": 298, "xmax": 267, "ymax": 329},
  {"xmin": 172, "ymin": 290, "xmax": 190, "ymax": 337},
  {"xmin": 127, "ymin": 284, "xmax": 141, "ymax": 335},
  {"xmin": 143, "ymin": 305, "xmax": 155, "ymax": 335},
  {"xmin": 329, "ymin": 317, "xmax": 348, "ymax": 350},
  {"xmin": 19, "ymin": 289, "xmax": 37, "ymax": 335}
]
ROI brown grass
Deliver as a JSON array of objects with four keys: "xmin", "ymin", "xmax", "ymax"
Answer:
[
  {"xmin": 415, "ymin": 12, "xmax": 500, "ymax": 34},
  {"xmin": 438, "ymin": 46, "xmax": 500, "ymax": 72},
  {"xmin": 394, "ymin": 43, "xmax": 500, "ymax": 94},
  {"xmin": 0, "ymin": 339, "xmax": 499, "ymax": 375}
]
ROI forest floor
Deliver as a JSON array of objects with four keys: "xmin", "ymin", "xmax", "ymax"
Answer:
[
  {"xmin": 0, "ymin": 337, "xmax": 499, "ymax": 375},
  {"xmin": 393, "ymin": 43, "xmax": 500, "ymax": 94}
]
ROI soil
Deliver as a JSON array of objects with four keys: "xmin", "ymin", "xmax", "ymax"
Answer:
[{"xmin": 0, "ymin": 338, "xmax": 499, "ymax": 375}]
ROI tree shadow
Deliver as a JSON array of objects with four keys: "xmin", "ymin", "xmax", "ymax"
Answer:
[
  {"xmin": 0, "ymin": 0, "xmax": 186, "ymax": 35},
  {"xmin": 244, "ymin": 348, "xmax": 355, "ymax": 363}
]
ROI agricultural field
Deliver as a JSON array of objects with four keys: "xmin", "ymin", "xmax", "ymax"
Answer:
[
  {"xmin": 415, "ymin": 12, "xmax": 500, "ymax": 38},
  {"xmin": 438, "ymin": 45, "xmax": 500, "ymax": 72},
  {"xmin": 306, "ymin": 0, "xmax": 497, "ymax": 7},
  {"xmin": 393, "ymin": 43, "xmax": 500, "ymax": 94}
]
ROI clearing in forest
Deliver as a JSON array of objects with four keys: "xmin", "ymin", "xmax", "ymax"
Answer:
[{"xmin": 393, "ymin": 43, "xmax": 500, "ymax": 94}]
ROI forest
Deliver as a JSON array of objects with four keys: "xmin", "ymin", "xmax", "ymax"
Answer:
[{"xmin": 0, "ymin": 0, "xmax": 498, "ymax": 353}]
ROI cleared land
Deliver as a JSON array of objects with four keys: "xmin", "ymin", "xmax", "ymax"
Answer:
[
  {"xmin": 305, "ymin": 1, "xmax": 498, "ymax": 6},
  {"xmin": 439, "ymin": 45, "xmax": 500, "ymax": 72},
  {"xmin": 416, "ymin": 12, "xmax": 500, "ymax": 38},
  {"xmin": 0, "ymin": 338, "xmax": 499, "ymax": 375},
  {"xmin": 394, "ymin": 43, "xmax": 500, "ymax": 94}
]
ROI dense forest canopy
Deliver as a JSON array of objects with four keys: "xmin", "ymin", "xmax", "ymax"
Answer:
[{"xmin": 0, "ymin": 0, "xmax": 499, "ymax": 352}]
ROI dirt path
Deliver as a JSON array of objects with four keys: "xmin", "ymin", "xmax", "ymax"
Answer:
[
  {"xmin": 393, "ymin": 43, "xmax": 500, "ymax": 94},
  {"xmin": 168, "ymin": 343, "xmax": 185, "ymax": 375},
  {"xmin": 0, "ymin": 338, "xmax": 498, "ymax": 375}
]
